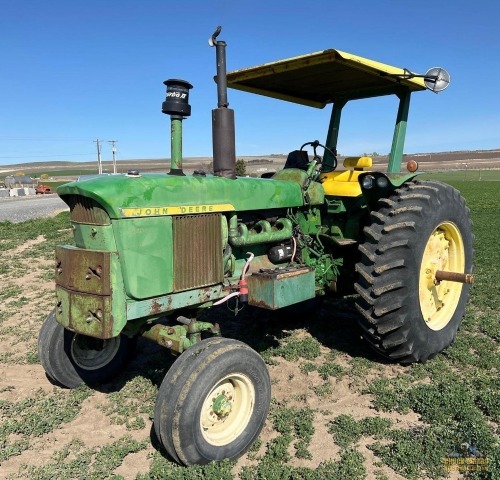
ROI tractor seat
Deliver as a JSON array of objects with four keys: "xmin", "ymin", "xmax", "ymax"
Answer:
[{"xmin": 319, "ymin": 156, "xmax": 372, "ymax": 197}]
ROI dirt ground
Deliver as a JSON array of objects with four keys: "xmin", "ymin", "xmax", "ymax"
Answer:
[
  {"xmin": 1, "ymin": 196, "xmax": 486, "ymax": 478},
  {"xmin": 0, "ymin": 237, "xmax": 444, "ymax": 480}
]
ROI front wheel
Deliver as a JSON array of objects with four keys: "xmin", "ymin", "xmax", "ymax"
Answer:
[
  {"xmin": 38, "ymin": 310, "xmax": 135, "ymax": 388},
  {"xmin": 154, "ymin": 337, "xmax": 271, "ymax": 465},
  {"xmin": 354, "ymin": 180, "xmax": 474, "ymax": 363}
]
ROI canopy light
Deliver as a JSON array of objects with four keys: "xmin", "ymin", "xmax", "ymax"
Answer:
[
  {"xmin": 381, "ymin": 67, "xmax": 450, "ymax": 93},
  {"xmin": 423, "ymin": 67, "xmax": 450, "ymax": 93}
]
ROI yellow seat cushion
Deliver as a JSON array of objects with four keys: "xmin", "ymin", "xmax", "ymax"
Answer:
[
  {"xmin": 319, "ymin": 157, "xmax": 372, "ymax": 197},
  {"xmin": 343, "ymin": 156, "xmax": 373, "ymax": 169}
]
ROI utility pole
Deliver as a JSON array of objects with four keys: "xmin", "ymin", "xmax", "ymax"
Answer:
[
  {"xmin": 108, "ymin": 140, "xmax": 117, "ymax": 174},
  {"xmin": 94, "ymin": 139, "xmax": 103, "ymax": 174}
]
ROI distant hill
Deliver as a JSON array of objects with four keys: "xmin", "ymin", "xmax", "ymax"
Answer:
[{"xmin": 1, "ymin": 149, "xmax": 499, "ymax": 178}]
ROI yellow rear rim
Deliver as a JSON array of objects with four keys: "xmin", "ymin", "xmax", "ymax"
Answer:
[
  {"xmin": 200, "ymin": 373, "xmax": 255, "ymax": 446},
  {"xmin": 419, "ymin": 222, "xmax": 465, "ymax": 331}
]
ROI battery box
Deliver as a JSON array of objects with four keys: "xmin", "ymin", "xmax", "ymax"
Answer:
[{"xmin": 247, "ymin": 266, "xmax": 315, "ymax": 310}]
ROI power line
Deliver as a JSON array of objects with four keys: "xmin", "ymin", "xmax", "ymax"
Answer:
[
  {"xmin": 0, "ymin": 153, "xmax": 95, "ymax": 159},
  {"xmin": 1, "ymin": 139, "xmax": 121, "ymax": 162},
  {"xmin": 0, "ymin": 136, "xmax": 94, "ymax": 141}
]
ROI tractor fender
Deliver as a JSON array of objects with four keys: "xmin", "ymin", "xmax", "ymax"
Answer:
[{"xmin": 358, "ymin": 171, "xmax": 421, "ymax": 208}]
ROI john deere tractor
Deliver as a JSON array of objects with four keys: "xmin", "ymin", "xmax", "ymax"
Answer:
[{"xmin": 38, "ymin": 27, "xmax": 474, "ymax": 465}]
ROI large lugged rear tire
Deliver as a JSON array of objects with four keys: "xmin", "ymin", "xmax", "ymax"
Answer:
[
  {"xmin": 38, "ymin": 310, "xmax": 135, "ymax": 388},
  {"xmin": 354, "ymin": 180, "xmax": 474, "ymax": 363},
  {"xmin": 154, "ymin": 337, "xmax": 271, "ymax": 465}
]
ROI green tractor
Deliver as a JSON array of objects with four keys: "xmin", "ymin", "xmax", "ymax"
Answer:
[{"xmin": 38, "ymin": 27, "xmax": 474, "ymax": 465}]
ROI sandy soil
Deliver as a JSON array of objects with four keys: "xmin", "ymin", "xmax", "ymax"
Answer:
[
  {"xmin": 0, "ymin": 215, "xmax": 471, "ymax": 479},
  {"xmin": 0, "ymin": 273, "xmax": 423, "ymax": 480}
]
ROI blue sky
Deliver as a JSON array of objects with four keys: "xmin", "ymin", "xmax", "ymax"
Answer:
[{"xmin": 1, "ymin": 0, "xmax": 499, "ymax": 166}]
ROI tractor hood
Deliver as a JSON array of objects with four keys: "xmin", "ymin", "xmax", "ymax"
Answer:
[{"xmin": 58, "ymin": 173, "xmax": 324, "ymax": 219}]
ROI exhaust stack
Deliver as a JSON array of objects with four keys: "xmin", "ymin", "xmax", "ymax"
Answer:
[
  {"xmin": 209, "ymin": 26, "xmax": 236, "ymax": 179},
  {"xmin": 162, "ymin": 79, "xmax": 193, "ymax": 176}
]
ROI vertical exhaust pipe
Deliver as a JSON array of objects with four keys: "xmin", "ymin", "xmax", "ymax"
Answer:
[
  {"xmin": 209, "ymin": 26, "xmax": 236, "ymax": 179},
  {"xmin": 162, "ymin": 79, "xmax": 193, "ymax": 176}
]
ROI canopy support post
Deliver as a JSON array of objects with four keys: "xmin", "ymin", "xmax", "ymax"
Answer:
[
  {"xmin": 388, "ymin": 90, "xmax": 411, "ymax": 173},
  {"xmin": 323, "ymin": 99, "xmax": 346, "ymax": 172}
]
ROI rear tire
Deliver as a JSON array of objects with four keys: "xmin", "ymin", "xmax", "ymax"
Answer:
[
  {"xmin": 38, "ymin": 310, "xmax": 135, "ymax": 388},
  {"xmin": 154, "ymin": 337, "xmax": 271, "ymax": 465},
  {"xmin": 354, "ymin": 180, "xmax": 474, "ymax": 363}
]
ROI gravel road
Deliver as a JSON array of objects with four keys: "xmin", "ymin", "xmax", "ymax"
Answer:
[{"xmin": 0, "ymin": 194, "xmax": 69, "ymax": 223}]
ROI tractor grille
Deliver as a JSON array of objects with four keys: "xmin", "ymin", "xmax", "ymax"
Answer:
[
  {"xmin": 64, "ymin": 195, "xmax": 110, "ymax": 225},
  {"xmin": 172, "ymin": 214, "xmax": 223, "ymax": 292}
]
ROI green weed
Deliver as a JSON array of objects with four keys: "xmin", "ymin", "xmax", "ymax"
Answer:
[
  {"xmin": 240, "ymin": 449, "xmax": 366, "ymax": 480},
  {"xmin": 0, "ymin": 212, "xmax": 72, "ymax": 252},
  {"xmin": 0, "ymin": 285, "xmax": 23, "ymax": 301},
  {"xmin": 246, "ymin": 437, "xmax": 263, "ymax": 461},
  {"xmin": 268, "ymin": 403, "xmax": 315, "ymax": 461},
  {"xmin": 6, "ymin": 295, "xmax": 30, "ymax": 308},
  {"xmin": 0, "ymin": 387, "xmax": 92, "ymax": 462},
  {"xmin": 331, "ymin": 449, "xmax": 367, "ymax": 480},
  {"xmin": 100, "ymin": 376, "xmax": 157, "ymax": 430},
  {"xmin": 299, "ymin": 361, "xmax": 317, "ymax": 374},
  {"xmin": 328, "ymin": 415, "xmax": 392, "ymax": 448},
  {"xmin": 445, "ymin": 331, "xmax": 500, "ymax": 370},
  {"xmin": 364, "ymin": 376, "xmax": 413, "ymax": 412},
  {"xmin": 25, "ymin": 349, "xmax": 39, "ymax": 364},
  {"xmin": 136, "ymin": 452, "xmax": 234, "ymax": 480},
  {"xmin": 313, "ymin": 382, "xmax": 333, "ymax": 397},
  {"xmin": 328, "ymin": 414, "xmax": 362, "ymax": 448},
  {"xmin": 14, "ymin": 436, "xmax": 147, "ymax": 480},
  {"xmin": 0, "ymin": 352, "xmax": 14, "ymax": 363},
  {"xmin": 365, "ymin": 368, "xmax": 499, "ymax": 477},
  {"xmin": 264, "ymin": 336, "xmax": 322, "ymax": 363},
  {"xmin": 317, "ymin": 362, "xmax": 345, "ymax": 380},
  {"xmin": 370, "ymin": 426, "xmax": 448, "ymax": 480},
  {"xmin": 40, "ymin": 270, "xmax": 55, "ymax": 281},
  {"xmin": 348, "ymin": 356, "xmax": 379, "ymax": 376}
]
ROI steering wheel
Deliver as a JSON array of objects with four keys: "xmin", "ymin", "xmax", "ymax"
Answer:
[{"xmin": 300, "ymin": 140, "xmax": 338, "ymax": 170}]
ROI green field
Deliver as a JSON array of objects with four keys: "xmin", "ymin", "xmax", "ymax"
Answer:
[
  {"xmin": 0, "ymin": 176, "xmax": 498, "ymax": 479},
  {"xmin": 420, "ymin": 169, "xmax": 500, "ymax": 182}
]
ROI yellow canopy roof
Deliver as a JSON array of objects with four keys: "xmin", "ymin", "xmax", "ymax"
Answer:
[{"xmin": 226, "ymin": 49, "xmax": 426, "ymax": 108}]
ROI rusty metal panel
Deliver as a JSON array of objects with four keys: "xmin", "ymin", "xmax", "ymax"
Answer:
[
  {"xmin": 56, "ymin": 285, "xmax": 113, "ymax": 339},
  {"xmin": 64, "ymin": 194, "xmax": 110, "ymax": 225},
  {"xmin": 55, "ymin": 286, "xmax": 71, "ymax": 328},
  {"xmin": 172, "ymin": 214, "xmax": 223, "ymax": 292},
  {"xmin": 126, "ymin": 284, "xmax": 224, "ymax": 320},
  {"xmin": 247, "ymin": 266, "xmax": 316, "ymax": 310},
  {"xmin": 55, "ymin": 246, "xmax": 111, "ymax": 295}
]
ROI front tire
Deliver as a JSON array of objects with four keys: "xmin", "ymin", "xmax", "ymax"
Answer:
[
  {"xmin": 38, "ymin": 310, "xmax": 135, "ymax": 388},
  {"xmin": 354, "ymin": 180, "xmax": 474, "ymax": 363},
  {"xmin": 154, "ymin": 337, "xmax": 271, "ymax": 465}
]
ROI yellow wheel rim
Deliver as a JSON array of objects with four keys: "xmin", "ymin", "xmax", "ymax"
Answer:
[
  {"xmin": 419, "ymin": 222, "xmax": 465, "ymax": 331},
  {"xmin": 200, "ymin": 373, "xmax": 255, "ymax": 446}
]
